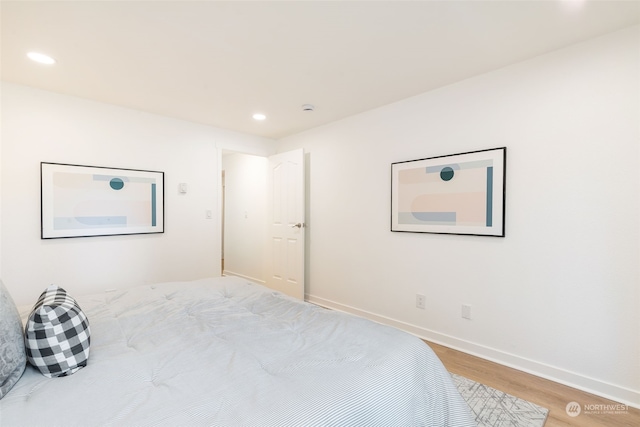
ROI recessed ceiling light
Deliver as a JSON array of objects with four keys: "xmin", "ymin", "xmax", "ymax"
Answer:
[
  {"xmin": 27, "ymin": 52, "xmax": 56, "ymax": 65},
  {"xmin": 252, "ymin": 113, "xmax": 266, "ymax": 121},
  {"xmin": 560, "ymin": 0, "xmax": 586, "ymax": 11}
]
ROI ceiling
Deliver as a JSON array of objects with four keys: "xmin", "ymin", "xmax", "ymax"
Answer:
[{"xmin": 2, "ymin": 1, "xmax": 639, "ymax": 140}]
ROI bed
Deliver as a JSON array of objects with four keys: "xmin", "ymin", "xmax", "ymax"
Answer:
[{"xmin": 0, "ymin": 276, "xmax": 475, "ymax": 426}]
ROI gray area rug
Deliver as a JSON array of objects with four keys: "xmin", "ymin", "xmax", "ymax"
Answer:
[{"xmin": 452, "ymin": 373, "xmax": 549, "ymax": 427}]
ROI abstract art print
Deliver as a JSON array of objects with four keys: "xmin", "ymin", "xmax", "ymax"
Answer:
[
  {"xmin": 41, "ymin": 163, "xmax": 164, "ymax": 239},
  {"xmin": 391, "ymin": 147, "xmax": 506, "ymax": 237}
]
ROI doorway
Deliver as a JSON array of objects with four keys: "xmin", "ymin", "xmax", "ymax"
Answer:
[
  {"xmin": 220, "ymin": 152, "xmax": 269, "ymax": 283},
  {"xmin": 220, "ymin": 149, "xmax": 306, "ymax": 299}
]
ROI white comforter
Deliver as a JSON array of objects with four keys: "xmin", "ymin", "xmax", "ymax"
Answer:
[{"xmin": 1, "ymin": 276, "xmax": 475, "ymax": 426}]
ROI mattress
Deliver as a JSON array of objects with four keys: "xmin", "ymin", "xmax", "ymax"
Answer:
[{"xmin": 1, "ymin": 276, "xmax": 475, "ymax": 426}]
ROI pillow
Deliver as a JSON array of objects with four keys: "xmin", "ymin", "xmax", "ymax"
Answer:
[
  {"xmin": 25, "ymin": 285, "xmax": 90, "ymax": 378},
  {"xmin": 0, "ymin": 280, "xmax": 26, "ymax": 399}
]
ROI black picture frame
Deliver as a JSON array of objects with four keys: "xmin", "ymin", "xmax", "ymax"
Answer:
[
  {"xmin": 391, "ymin": 147, "xmax": 506, "ymax": 237},
  {"xmin": 41, "ymin": 162, "xmax": 165, "ymax": 239}
]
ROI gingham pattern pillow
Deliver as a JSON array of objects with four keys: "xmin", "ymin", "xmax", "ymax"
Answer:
[{"xmin": 25, "ymin": 285, "xmax": 90, "ymax": 378}]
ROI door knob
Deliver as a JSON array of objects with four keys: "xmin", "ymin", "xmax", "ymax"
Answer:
[{"xmin": 291, "ymin": 223, "xmax": 305, "ymax": 229}]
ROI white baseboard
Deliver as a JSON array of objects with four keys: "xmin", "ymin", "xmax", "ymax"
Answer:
[
  {"xmin": 222, "ymin": 270, "xmax": 266, "ymax": 285},
  {"xmin": 306, "ymin": 293, "xmax": 640, "ymax": 409}
]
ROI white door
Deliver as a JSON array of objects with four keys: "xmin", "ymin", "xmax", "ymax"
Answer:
[{"xmin": 266, "ymin": 149, "xmax": 305, "ymax": 299}]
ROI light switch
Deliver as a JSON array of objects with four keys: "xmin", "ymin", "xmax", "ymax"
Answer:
[
  {"xmin": 179, "ymin": 183, "xmax": 188, "ymax": 193},
  {"xmin": 206, "ymin": 210, "xmax": 213, "ymax": 219}
]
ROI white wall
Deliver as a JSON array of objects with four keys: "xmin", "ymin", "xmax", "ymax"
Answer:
[
  {"xmin": 278, "ymin": 26, "xmax": 640, "ymax": 406},
  {"xmin": 0, "ymin": 82, "xmax": 275, "ymax": 306},
  {"xmin": 222, "ymin": 152, "xmax": 268, "ymax": 283},
  {"xmin": 0, "ymin": 83, "xmax": 3, "ymax": 281}
]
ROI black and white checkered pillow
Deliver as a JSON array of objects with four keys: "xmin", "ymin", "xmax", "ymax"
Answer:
[{"xmin": 25, "ymin": 285, "xmax": 90, "ymax": 378}]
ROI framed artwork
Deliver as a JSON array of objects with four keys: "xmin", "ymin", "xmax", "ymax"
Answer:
[
  {"xmin": 391, "ymin": 147, "xmax": 506, "ymax": 237},
  {"xmin": 41, "ymin": 162, "xmax": 164, "ymax": 239}
]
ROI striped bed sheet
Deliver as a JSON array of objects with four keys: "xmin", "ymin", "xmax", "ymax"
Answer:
[{"xmin": 1, "ymin": 276, "xmax": 475, "ymax": 426}]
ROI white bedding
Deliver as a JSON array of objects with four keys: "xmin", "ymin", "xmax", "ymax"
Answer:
[{"xmin": 1, "ymin": 276, "xmax": 475, "ymax": 426}]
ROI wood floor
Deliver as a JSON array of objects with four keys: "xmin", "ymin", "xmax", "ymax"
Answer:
[{"xmin": 427, "ymin": 341, "xmax": 640, "ymax": 427}]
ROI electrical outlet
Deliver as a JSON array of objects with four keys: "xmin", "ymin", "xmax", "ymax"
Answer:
[
  {"xmin": 462, "ymin": 304, "xmax": 472, "ymax": 320},
  {"xmin": 416, "ymin": 294, "xmax": 426, "ymax": 309}
]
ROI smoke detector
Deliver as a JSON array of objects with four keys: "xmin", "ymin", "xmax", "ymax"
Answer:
[{"xmin": 301, "ymin": 104, "xmax": 315, "ymax": 112}]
